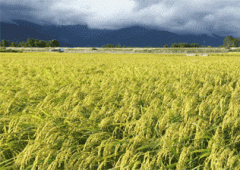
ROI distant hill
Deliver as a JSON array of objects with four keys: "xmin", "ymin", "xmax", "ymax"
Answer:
[{"xmin": 1, "ymin": 19, "xmax": 225, "ymax": 47}]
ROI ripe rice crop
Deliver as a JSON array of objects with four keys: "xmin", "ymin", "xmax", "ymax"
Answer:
[{"xmin": 0, "ymin": 52, "xmax": 240, "ymax": 169}]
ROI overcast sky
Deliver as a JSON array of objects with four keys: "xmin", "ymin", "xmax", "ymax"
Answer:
[{"xmin": 1, "ymin": 0, "xmax": 240, "ymax": 37}]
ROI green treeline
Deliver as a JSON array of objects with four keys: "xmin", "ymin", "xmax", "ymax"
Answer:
[
  {"xmin": 102, "ymin": 43, "xmax": 203, "ymax": 48},
  {"xmin": 102, "ymin": 36, "xmax": 240, "ymax": 48},
  {"xmin": 170, "ymin": 42, "xmax": 200, "ymax": 48},
  {"xmin": 0, "ymin": 38, "xmax": 60, "ymax": 47},
  {"xmin": 1, "ymin": 35, "xmax": 239, "ymax": 48},
  {"xmin": 102, "ymin": 44, "xmax": 126, "ymax": 48}
]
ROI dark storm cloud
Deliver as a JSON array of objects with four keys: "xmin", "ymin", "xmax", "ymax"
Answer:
[
  {"xmin": 0, "ymin": 1, "xmax": 54, "ymax": 25},
  {"xmin": 1, "ymin": 0, "xmax": 240, "ymax": 37}
]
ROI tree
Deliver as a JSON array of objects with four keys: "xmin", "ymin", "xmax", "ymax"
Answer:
[
  {"xmin": 34, "ymin": 39, "xmax": 40, "ymax": 47},
  {"xmin": 102, "ymin": 44, "xmax": 115, "ymax": 48},
  {"xmin": 38, "ymin": 40, "xmax": 46, "ymax": 47},
  {"xmin": 179, "ymin": 42, "xmax": 189, "ymax": 48},
  {"xmin": 190, "ymin": 43, "xmax": 200, "ymax": 47},
  {"xmin": 6, "ymin": 40, "xmax": 10, "ymax": 47},
  {"xmin": 233, "ymin": 38, "xmax": 240, "ymax": 47},
  {"xmin": 51, "ymin": 39, "xmax": 59, "ymax": 47},
  {"xmin": 116, "ymin": 44, "xmax": 122, "ymax": 48},
  {"xmin": 1, "ymin": 39, "xmax": 9, "ymax": 47},
  {"xmin": 10, "ymin": 41, "xmax": 17, "ymax": 47},
  {"xmin": 171, "ymin": 43, "xmax": 180, "ymax": 48},
  {"xmin": 27, "ymin": 38, "xmax": 36, "ymax": 47},
  {"xmin": 163, "ymin": 44, "xmax": 168, "ymax": 48},
  {"xmin": 19, "ymin": 41, "xmax": 28, "ymax": 47},
  {"xmin": 46, "ymin": 40, "xmax": 52, "ymax": 47},
  {"xmin": 223, "ymin": 36, "xmax": 239, "ymax": 47}
]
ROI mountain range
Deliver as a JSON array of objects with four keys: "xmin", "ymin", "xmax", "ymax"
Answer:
[{"xmin": 1, "ymin": 19, "xmax": 225, "ymax": 47}]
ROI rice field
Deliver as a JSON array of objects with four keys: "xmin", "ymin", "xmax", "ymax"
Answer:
[{"xmin": 0, "ymin": 52, "xmax": 240, "ymax": 170}]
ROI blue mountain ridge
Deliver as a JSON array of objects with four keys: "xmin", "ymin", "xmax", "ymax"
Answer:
[{"xmin": 0, "ymin": 19, "xmax": 225, "ymax": 47}]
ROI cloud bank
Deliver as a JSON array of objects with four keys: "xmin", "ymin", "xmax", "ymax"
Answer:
[{"xmin": 1, "ymin": 0, "xmax": 240, "ymax": 37}]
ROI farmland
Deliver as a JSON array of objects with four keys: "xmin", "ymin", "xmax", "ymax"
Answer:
[
  {"xmin": 5, "ymin": 47, "xmax": 234, "ymax": 54},
  {"xmin": 0, "ymin": 52, "xmax": 240, "ymax": 169}
]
